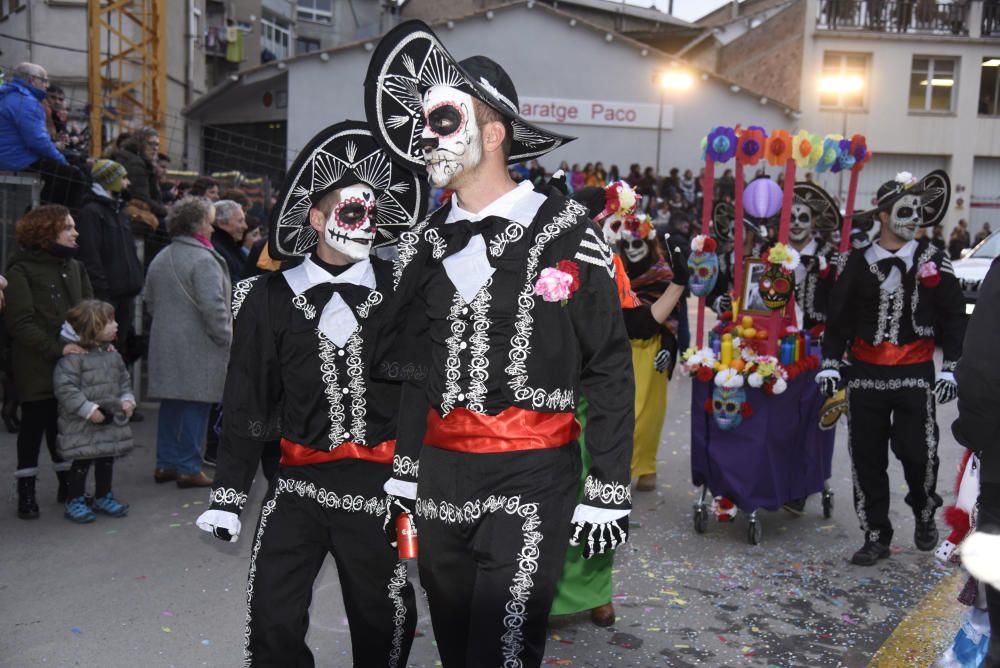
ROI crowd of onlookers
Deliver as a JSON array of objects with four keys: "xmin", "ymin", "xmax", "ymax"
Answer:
[{"xmin": 0, "ymin": 62, "xmax": 280, "ymax": 523}]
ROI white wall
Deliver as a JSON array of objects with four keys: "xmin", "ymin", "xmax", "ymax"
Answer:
[{"xmin": 286, "ymin": 5, "xmax": 790, "ymax": 173}]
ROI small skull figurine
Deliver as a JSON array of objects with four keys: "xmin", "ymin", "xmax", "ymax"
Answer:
[
  {"xmin": 712, "ymin": 385, "xmax": 747, "ymax": 431},
  {"xmin": 688, "ymin": 250, "xmax": 720, "ymax": 298},
  {"xmin": 758, "ymin": 265, "xmax": 795, "ymax": 310}
]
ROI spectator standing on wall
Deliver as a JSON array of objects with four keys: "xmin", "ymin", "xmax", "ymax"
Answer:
[{"xmin": 112, "ymin": 127, "xmax": 167, "ymax": 220}]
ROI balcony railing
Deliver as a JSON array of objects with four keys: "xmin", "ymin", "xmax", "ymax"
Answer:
[
  {"xmin": 985, "ymin": 2, "xmax": 1000, "ymax": 36},
  {"xmin": 817, "ymin": 0, "xmax": 970, "ymax": 35}
]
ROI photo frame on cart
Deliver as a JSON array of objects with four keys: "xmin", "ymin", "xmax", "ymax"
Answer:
[{"xmin": 741, "ymin": 258, "xmax": 785, "ymax": 317}]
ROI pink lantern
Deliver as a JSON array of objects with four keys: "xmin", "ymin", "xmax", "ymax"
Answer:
[{"xmin": 743, "ymin": 178, "xmax": 783, "ymax": 219}]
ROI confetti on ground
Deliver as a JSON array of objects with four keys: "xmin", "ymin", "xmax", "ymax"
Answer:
[
  {"xmin": 133, "ymin": 576, "xmax": 146, "ymax": 580},
  {"xmin": 162, "ymin": 627, "xmax": 171, "ymax": 633},
  {"xmin": 201, "ymin": 640, "xmax": 210, "ymax": 646},
  {"xmin": 169, "ymin": 523, "xmax": 182, "ymax": 528},
  {"xmin": 71, "ymin": 627, "xmax": 82, "ymax": 635},
  {"xmin": 162, "ymin": 611, "xmax": 174, "ymax": 617}
]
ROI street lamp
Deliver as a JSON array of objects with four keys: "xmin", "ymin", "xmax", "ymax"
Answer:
[
  {"xmin": 818, "ymin": 74, "xmax": 864, "ymax": 202},
  {"xmin": 654, "ymin": 67, "xmax": 693, "ymax": 178}
]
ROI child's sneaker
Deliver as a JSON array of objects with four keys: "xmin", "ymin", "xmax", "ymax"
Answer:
[
  {"xmin": 64, "ymin": 497, "xmax": 96, "ymax": 523},
  {"xmin": 92, "ymin": 492, "xmax": 129, "ymax": 518}
]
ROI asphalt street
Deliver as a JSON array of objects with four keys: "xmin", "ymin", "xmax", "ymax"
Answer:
[{"xmin": 1, "ymin": 347, "xmax": 968, "ymax": 667}]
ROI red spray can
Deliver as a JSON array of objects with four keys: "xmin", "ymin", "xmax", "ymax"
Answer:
[{"xmin": 396, "ymin": 512, "xmax": 418, "ymax": 560}]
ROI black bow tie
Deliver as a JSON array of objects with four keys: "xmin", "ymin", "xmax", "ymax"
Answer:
[
  {"xmin": 437, "ymin": 215, "xmax": 509, "ymax": 261},
  {"xmin": 875, "ymin": 257, "xmax": 908, "ymax": 281},
  {"xmin": 307, "ymin": 281, "xmax": 373, "ymax": 311}
]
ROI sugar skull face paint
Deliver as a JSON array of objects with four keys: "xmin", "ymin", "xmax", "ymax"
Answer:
[
  {"xmin": 889, "ymin": 193, "xmax": 921, "ymax": 241},
  {"xmin": 324, "ymin": 183, "xmax": 376, "ymax": 261},
  {"xmin": 790, "ymin": 202, "xmax": 813, "ymax": 243},
  {"xmin": 420, "ymin": 85, "xmax": 482, "ymax": 188},
  {"xmin": 687, "ymin": 251, "xmax": 720, "ymax": 298},
  {"xmin": 712, "ymin": 385, "xmax": 747, "ymax": 431},
  {"xmin": 758, "ymin": 265, "xmax": 794, "ymax": 310}
]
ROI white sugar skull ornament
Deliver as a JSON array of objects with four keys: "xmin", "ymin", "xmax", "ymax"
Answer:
[
  {"xmin": 320, "ymin": 183, "xmax": 377, "ymax": 261},
  {"xmin": 420, "ymin": 85, "xmax": 483, "ymax": 188}
]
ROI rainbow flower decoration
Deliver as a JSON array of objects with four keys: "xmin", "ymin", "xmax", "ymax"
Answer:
[
  {"xmin": 831, "ymin": 139, "xmax": 855, "ymax": 173},
  {"xmin": 791, "ymin": 130, "xmax": 822, "ymax": 169},
  {"xmin": 814, "ymin": 134, "xmax": 843, "ymax": 173},
  {"xmin": 764, "ymin": 129, "xmax": 793, "ymax": 166},
  {"xmin": 736, "ymin": 126, "xmax": 767, "ymax": 165},
  {"xmin": 706, "ymin": 126, "xmax": 738, "ymax": 163},
  {"xmin": 767, "ymin": 242, "xmax": 801, "ymax": 271},
  {"xmin": 849, "ymin": 134, "xmax": 872, "ymax": 173}
]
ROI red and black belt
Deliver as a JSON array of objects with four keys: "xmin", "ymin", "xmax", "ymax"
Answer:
[
  {"xmin": 279, "ymin": 438, "xmax": 395, "ymax": 466},
  {"xmin": 851, "ymin": 337, "xmax": 934, "ymax": 366},
  {"xmin": 424, "ymin": 406, "xmax": 580, "ymax": 454}
]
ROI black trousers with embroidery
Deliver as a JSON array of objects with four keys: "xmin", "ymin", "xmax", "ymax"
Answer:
[
  {"xmin": 244, "ymin": 460, "xmax": 416, "ymax": 668},
  {"xmin": 846, "ymin": 360, "xmax": 942, "ymax": 546},
  {"xmin": 416, "ymin": 444, "xmax": 581, "ymax": 668}
]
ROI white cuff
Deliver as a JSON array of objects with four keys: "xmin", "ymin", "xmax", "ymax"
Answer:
[
  {"xmin": 938, "ymin": 371, "xmax": 956, "ymax": 384},
  {"xmin": 79, "ymin": 401, "xmax": 100, "ymax": 420},
  {"xmin": 961, "ymin": 531, "xmax": 1000, "ymax": 589},
  {"xmin": 571, "ymin": 504, "xmax": 630, "ymax": 525},
  {"xmin": 120, "ymin": 394, "xmax": 136, "ymax": 404},
  {"xmin": 196, "ymin": 509, "xmax": 242, "ymax": 542},
  {"xmin": 384, "ymin": 478, "xmax": 417, "ymax": 500}
]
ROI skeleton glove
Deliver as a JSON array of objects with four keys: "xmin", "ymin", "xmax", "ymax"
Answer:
[
  {"xmin": 713, "ymin": 293, "xmax": 732, "ymax": 315},
  {"xmin": 570, "ymin": 516, "xmax": 630, "ymax": 560},
  {"xmin": 383, "ymin": 494, "xmax": 417, "ymax": 548},
  {"xmin": 196, "ymin": 509, "xmax": 242, "ymax": 543},
  {"xmin": 815, "ymin": 368, "xmax": 841, "ymax": 397},
  {"xmin": 667, "ymin": 244, "xmax": 689, "ymax": 287},
  {"xmin": 933, "ymin": 371, "xmax": 957, "ymax": 404},
  {"xmin": 654, "ymin": 349, "xmax": 672, "ymax": 373}
]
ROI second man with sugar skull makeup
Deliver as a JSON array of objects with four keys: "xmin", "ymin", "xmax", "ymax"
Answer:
[
  {"xmin": 365, "ymin": 21, "xmax": 634, "ymax": 668},
  {"xmin": 819, "ymin": 170, "xmax": 965, "ymax": 566},
  {"xmin": 195, "ymin": 122, "xmax": 425, "ymax": 666}
]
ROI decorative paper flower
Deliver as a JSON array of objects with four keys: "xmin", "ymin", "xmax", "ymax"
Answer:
[
  {"xmin": 747, "ymin": 372, "xmax": 764, "ymax": 388},
  {"xmin": 696, "ymin": 366, "xmax": 715, "ymax": 383},
  {"xmin": 556, "ymin": 260, "xmax": 580, "ymax": 292},
  {"xmin": 850, "ymin": 134, "xmax": 871, "ymax": 172},
  {"xmin": 832, "ymin": 139, "xmax": 855, "ymax": 173},
  {"xmin": 764, "ymin": 129, "xmax": 793, "ymax": 166},
  {"xmin": 736, "ymin": 126, "xmax": 767, "ymax": 165},
  {"xmin": 740, "ymin": 403, "xmax": 754, "ymax": 418},
  {"xmin": 918, "ymin": 261, "xmax": 941, "ymax": 288},
  {"xmin": 741, "ymin": 346, "xmax": 758, "ymax": 363},
  {"xmin": 791, "ymin": 130, "xmax": 821, "ymax": 169},
  {"xmin": 599, "ymin": 181, "xmax": 638, "ymax": 221},
  {"xmin": 895, "ymin": 171, "xmax": 917, "ymax": 187},
  {"xmin": 766, "ymin": 243, "xmax": 801, "ymax": 271},
  {"xmin": 706, "ymin": 126, "xmax": 738, "ymax": 163},
  {"xmin": 690, "ymin": 234, "xmax": 718, "ymax": 254},
  {"xmin": 772, "ymin": 377, "xmax": 788, "ymax": 395},
  {"xmin": 815, "ymin": 135, "xmax": 843, "ymax": 173},
  {"xmin": 755, "ymin": 357, "xmax": 778, "ymax": 379},
  {"xmin": 534, "ymin": 266, "xmax": 576, "ymax": 303},
  {"xmin": 715, "ymin": 368, "xmax": 745, "ymax": 389}
]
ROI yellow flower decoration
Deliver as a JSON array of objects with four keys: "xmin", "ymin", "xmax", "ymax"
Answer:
[
  {"xmin": 791, "ymin": 130, "xmax": 822, "ymax": 169},
  {"xmin": 768, "ymin": 243, "xmax": 792, "ymax": 265}
]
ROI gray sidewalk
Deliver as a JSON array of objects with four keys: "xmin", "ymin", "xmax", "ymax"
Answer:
[{"xmin": 0, "ymin": 373, "xmax": 965, "ymax": 667}]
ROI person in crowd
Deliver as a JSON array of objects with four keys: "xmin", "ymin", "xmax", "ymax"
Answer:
[
  {"xmin": 608, "ymin": 164, "xmax": 620, "ymax": 184},
  {"xmin": 950, "ymin": 222, "xmax": 970, "ymax": 260},
  {"xmin": 511, "ymin": 161, "xmax": 530, "ymax": 181},
  {"xmin": 716, "ymin": 168, "xmax": 736, "ymax": 202},
  {"xmin": 211, "ymin": 199, "xmax": 249, "ymax": 284},
  {"xmin": 0, "ymin": 273, "xmax": 18, "ymax": 435},
  {"xmin": 570, "ymin": 163, "xmax": 584, "ymax": 192},
  {"xmin": 144, "ymin": 197, "xmax": 232, "ymax": 488},
  {"xmin": 220, "ymin": 188, "xmax": 251, "ymax": 213},
  {"xmin": 593, "ymin": 161, "xmax": 607, "ymax": 186},
  {"xmin": 638, "ymin": 166, "xmax": 657, "ymax": 202},
  {"xmin": 240, "ymin": 217, "xmax": 263, "ymax": 258},
  {"xmin": 0, "ymin": 63, "xmax": 86, "ymax": 207},
  {"xmin": 74, "ymin": 159, "xmax": 144, "ymax": 355},
  {"xmin": 679, "ymin": 168, "xmax": 697, "ymax": 206},
  {"xmin": 952, "ymin": 256, "xmax": 1000, "ymax": 668},
  {"xmin": 53, "ymin": 300, "xmax": 135, "ymax": 523},
  {"xmin": 976, "ymin": 222, "xmax": 993, "ymax": 246},
  {"xmin": 931, "ymin": 225, "xmax": 946, "ymax": 251},
  {"xmin": 43, "ymin": 85, "xmax": 69, "ymax": 148},
  {"xmin": 191, "ymin": 176, "xmax": 221, "ymax": 201},
  {"xmin": 197, "ymin": 120, "xmax": 422, "ymax": 667},
  {"xmin": 366, "ymin": 22, "xmax": 632, "ymax": 667},
  {"xmin": 626, "ymin": 163, "xmax": 642, "ymax": 188},
  {"xmin": 661, "ymin": 167, "xmax": 681, "ymax": 200},
  {"xmin": 582, "ymin": 162, "xmax": 595, "ymax": 187},
  {"xmin": 818, "ymin": 170, "xmax": 964, "ymax": 565},
  {"xmin": 5, "ymin": 204, "xmax": 93, "ymax": 519},
  {"xmin": 112, "ymin": 127, "xmax": 167, "ymax": 219}
]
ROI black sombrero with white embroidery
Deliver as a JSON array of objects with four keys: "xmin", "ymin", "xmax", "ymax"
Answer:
[
  {"xmin": 270, "ymin": 120, "xmax": 426, "ymax": 260},
  {"xmin": 364, "ymin": 20, "xmax": 574, "ymax": 170},
  {"xmin": 855, "ymin": 169, "xmax": 951, "ymax": 229},
  {"xmin": 793, "ymin": 182, "xmax": 842, "ymax": 232}
]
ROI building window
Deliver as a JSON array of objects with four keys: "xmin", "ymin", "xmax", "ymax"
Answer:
[
  {"xmin": 819, "ymin": 52, "xmax": 869, "ymax": 110},
  {"xmin": 980, "ymin": 57, "xmax": 1000, "ymax": 116},
  {"xmin": 296, "ymin": 37, "xmax": 321, "ymax": 55},
  {"xmin": 298, "ymin": 0, "xmax": 332, "ymax": 24},
  {"xmin": 260, "ymin": 15, "xmax": 291, "ymax": 60},
  {"xmin": 909, "ymin": 56, "xmax": 957, "ymax": 113}
]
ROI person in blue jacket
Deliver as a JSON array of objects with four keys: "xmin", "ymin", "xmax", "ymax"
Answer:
[{"xmin": 0, "ymin": 63, "xmax": 85, "ymax": 207}]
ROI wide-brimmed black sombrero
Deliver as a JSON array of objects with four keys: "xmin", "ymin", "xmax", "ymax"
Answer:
[
  {"xmin": 364, "ymin": 20, "xmax": 574, "ymax": 171},
  {"xmin": 793, "ymin": 182, "xmax": 842, "ymax": 233},
  {"xmin": 855, "ymin": 169, "xmax": 951, "ymax": 229},
  {"xmin": 270, "ymin": 120, "xmax": 426, "ymax": 260},
  {"xmin": 712, "ymin": 201, "xmax": 767, "ymax": 242}
]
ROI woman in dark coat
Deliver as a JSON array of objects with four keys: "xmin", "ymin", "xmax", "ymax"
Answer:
[{"xmin": 4, "ymin": 204, "xmax": 93, "ymax": 518}]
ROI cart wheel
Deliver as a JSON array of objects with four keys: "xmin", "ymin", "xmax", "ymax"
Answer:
[
  {"xmin": 822, "ymin": 491, "xmax": 834, "ymax": 519},
  {"xmin": 747, "ymin": 519, "xmax": 762, "ymax": 545},
  {"xmin": 693, "ymin": 506, "xmax": 708, "ymax": 534}
]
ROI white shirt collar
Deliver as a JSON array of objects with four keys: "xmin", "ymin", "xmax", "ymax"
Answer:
[
  {"xmin": 282, "ymin": 255, "xmax": 376, "ymax": 296},
  {"xmin": 866, "ymin": 239, "xmax": 918, "ymax": 268},
  {"xmin": 799, "ymin": 239, "xmax": 818, "ymax": 256},
  {"xmin": 446, "ymin": 181, "xmax": 545, "ymax": 228}
]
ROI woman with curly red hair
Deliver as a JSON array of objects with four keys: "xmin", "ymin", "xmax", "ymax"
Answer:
[{"xmin": 4, "ymin": 204, "xmax": 93, "ymax": 519}]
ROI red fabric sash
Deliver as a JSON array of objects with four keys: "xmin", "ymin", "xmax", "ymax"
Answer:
[
  {"xmin": 279, "ymin": 438, "xmax": 395, "ymax": 466},
  {"xmin": 852, "ymin": 337, "xmax": 935, "ymax": 366},
  {"xmin": 425, "ymin": 406, "xmax": 580, "ymax": 454}
]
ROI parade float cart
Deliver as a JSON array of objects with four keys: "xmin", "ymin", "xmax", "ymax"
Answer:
[{"xmin": 683, "ymin": 126, "xmax": 871, "ymax": 544}]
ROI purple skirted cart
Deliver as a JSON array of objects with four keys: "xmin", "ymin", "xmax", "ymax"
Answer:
[{"xmin": 690, "ymin": 368, "xmax": 836, "ymax": 544}]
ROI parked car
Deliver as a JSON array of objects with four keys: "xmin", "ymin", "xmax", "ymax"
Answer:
[{"xmin": 954, "ymin": 230, "xmax": 1000, "ymax": 315}]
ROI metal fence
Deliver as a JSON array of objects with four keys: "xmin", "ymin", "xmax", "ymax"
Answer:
[{"xmin": 817, "ymin": 0, "xmax": 971, "ymax": 35}]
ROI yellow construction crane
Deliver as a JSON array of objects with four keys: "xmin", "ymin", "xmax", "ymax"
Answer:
[{"xmin": 87, "ymin": 0, "xmax": 167, "ymax": 158}]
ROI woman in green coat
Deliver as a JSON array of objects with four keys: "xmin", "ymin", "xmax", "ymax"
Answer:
[{"xmin": 5, "ymin": 204, "xmax": 93, "ymax": 519}]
